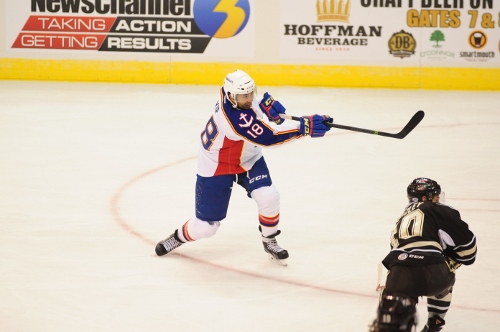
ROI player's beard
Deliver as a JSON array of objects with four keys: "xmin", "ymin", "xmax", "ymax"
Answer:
[{"xmin": 240, "ymin": 102, "xmax": 252, "ymax": 109}]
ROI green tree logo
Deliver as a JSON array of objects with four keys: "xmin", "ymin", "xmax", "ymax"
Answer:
[{"xmin": 430, "ymin": 30, "xmax": 445, "ymax": 48}]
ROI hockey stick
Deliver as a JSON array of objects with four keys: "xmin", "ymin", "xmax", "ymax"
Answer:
[{"xmin": 280, "ymin": 110, "xmax": 425, "ymax": 139}]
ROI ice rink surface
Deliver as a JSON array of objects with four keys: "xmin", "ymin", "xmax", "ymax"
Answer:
[{"xmin": 1, "ymin": 80, "xmax": 499, "ymax": 331}]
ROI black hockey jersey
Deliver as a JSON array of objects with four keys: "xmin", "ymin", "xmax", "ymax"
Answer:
[{"xmin": 382, "ymin": 201, "xmax": 477, "ymax": 269}]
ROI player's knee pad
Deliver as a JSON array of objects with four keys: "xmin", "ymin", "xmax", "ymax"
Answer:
[
  {"xmin": 434, "ymin": 286, "xmax": 453, "ymax": 300},
  {"xmin": 180, "ymin": 218, "xmax": 220, "ymax": 242},
  {"xmin": 376, "ymin": 295, "xmax": 417, "ymax": 332},
  {"xmin": 251, "ymin": 185, "xmax": 280, "ymax": 216}
]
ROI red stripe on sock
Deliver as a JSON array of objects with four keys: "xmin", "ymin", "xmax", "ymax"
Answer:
[
  {"xmin": 182, "ymin": 221, "xmax": 194, "ymax": 242},
  {"xmin": 259, "ymin": 214, "xmax": 280, "ymax": 227}
]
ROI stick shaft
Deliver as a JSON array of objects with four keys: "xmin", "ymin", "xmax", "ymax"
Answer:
[{"xmin": 280, "ymin": 111, "xmax": 425, "ymax": 139}]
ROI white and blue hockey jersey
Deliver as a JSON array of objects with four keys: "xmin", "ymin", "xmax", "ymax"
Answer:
[{"xmin": 197, "ymin": 88, "xmax": 303, "ymax": 177}]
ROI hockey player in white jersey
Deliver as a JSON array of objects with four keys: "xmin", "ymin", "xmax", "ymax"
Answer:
[{"xmin": 155, "ymin": 69, "xmax": 333, "ymax": 265}]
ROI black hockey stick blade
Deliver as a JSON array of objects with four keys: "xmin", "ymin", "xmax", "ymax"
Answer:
[
  {"xmin": 280, "ymin": 111, "xmax": 425, "ymax": 139},
  {"xmin": 325, "ymin": 110, "xmax": 425, "ymax": 139}
]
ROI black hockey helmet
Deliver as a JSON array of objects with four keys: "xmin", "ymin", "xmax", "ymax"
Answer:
[
  {"xmin": 407, "ymin": 177, "xmax": 441, "ymax": 202},
  {"xmin": 371, "ymin": 295, "xmax": 417, "ymax": 332}
]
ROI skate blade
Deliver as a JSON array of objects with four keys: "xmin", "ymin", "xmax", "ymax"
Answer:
[{"xmin": 268, "ymin": 254, "xmax": 288, "ymax": 266}]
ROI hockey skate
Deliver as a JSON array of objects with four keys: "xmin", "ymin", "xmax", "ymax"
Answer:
[
  {"xmin": 155, "ymin": 232, "xmax": 183, "ymax": 256},
  {"xmin": 420, "ymin": 317, "xmax": 445, "ymax": 332},
  {"xmin": 368, "ymin": 320, "xmax": 416, "ymax": 332},
  {"xmin": 261, "ymin": 228, "xmax": 289, "ymax": 266}
]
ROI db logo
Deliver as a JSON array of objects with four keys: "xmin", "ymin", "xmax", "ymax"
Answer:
[{"xmin": 389, "ymin": 30, "xmax": 416, "ymax": 59}]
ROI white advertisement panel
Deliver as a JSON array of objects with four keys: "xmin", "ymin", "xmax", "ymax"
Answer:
[
  {"xmin": 5, "ymin": 0, "xmax": 255, "ymax": 57},
  {"xmin": 280, "ymin": 0, "xmax": 499, "ymax": 67}
]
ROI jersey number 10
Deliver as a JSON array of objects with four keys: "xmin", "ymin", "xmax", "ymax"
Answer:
[{"xmin": 390, "ymin": 209, "xmax": 425, "ymax": 248}]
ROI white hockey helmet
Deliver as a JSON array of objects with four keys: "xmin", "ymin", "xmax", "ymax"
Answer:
[{"xmin": 223, "ymin": 70, "xmax": 255, "ymax": 100}]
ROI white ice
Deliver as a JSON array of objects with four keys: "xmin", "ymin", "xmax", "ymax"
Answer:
[{"xmin": 1, "ymin": 81, "xmax": 499, "ymax": 332}]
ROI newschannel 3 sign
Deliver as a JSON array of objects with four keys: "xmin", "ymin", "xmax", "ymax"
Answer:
[
  {"xmin": 280, "ymin": 0, "xmax": 499, "ymax": 67},
  {"xmin": 5, "ymin": 0, "xmax": 255, "ymax": 56}
]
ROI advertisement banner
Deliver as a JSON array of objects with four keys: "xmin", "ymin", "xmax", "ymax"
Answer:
[
  {"xmin": 280, "ymin": 0, "xmax": 499, "ymax": 67},
  {"xmin": 5, "ymin": 0, "xmax": 255, "ymax": 56}
]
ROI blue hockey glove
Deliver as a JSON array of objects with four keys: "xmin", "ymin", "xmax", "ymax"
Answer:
[
  {"xmin": 259, "ymin": 92, "xmax": 286, "ymax": 124},
  {"xmin": 299, "ymin": 114, "xmax": 333, "ymax": 138}
]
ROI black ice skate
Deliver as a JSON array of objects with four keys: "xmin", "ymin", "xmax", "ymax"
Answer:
[
  {"xmin": 155, "ymin": 232, "xmax": 184, "ymax": 256},
  {"xmin": 368, "ymin": 320, "xmax": 415, "ymax": 332},
  {"xmin": 420, "ymin": 317, "xmax": 445, "ymax": 332},
  {"xmin": 260, "ymin": 227, "xmax": 289, "ymax": 266}
]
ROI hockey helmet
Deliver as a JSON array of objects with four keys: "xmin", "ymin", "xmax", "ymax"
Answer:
[
  {"xmin": 407, "ymin": 177, "xmax": 441, "ymax": 202},
  {"xmin": 372, "ymin": 295, "xmax": 417, "ymax": 332},
  {"xmin": 223, "ymin": 70, "xmax": 255, "ymax": 101}
]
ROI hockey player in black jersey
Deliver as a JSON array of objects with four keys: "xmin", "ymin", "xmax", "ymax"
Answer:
[{"xmin": 369, "ymin": 177, "xmax": 477, "ymax": 332}]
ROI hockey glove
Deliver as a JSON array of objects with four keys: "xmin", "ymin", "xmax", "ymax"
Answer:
[
  {"xmin": 445, "ymin": 256, "xmax": 462, "ymax": 273},
  {"xmin": 259, "ymin": 92, "xmax": 286, "ymax": 124},
  {"xmin": 299, "ymin": 114, "xmax": 333, "ymax": 138}
]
